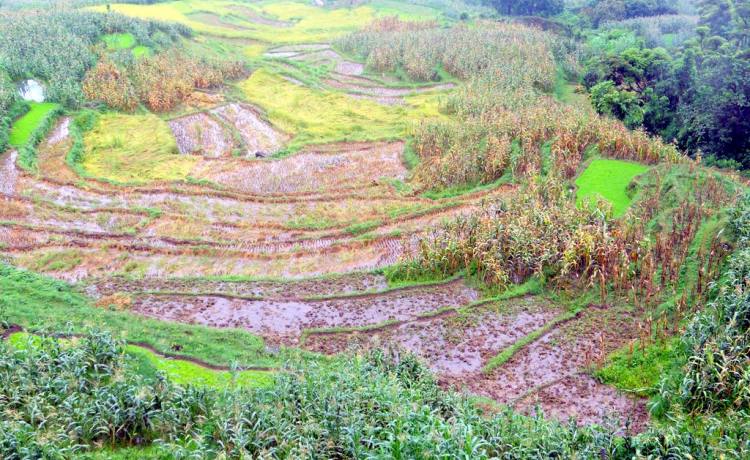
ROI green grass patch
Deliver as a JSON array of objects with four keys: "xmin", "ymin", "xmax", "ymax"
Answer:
[
  {"xmin": 132, "ymin": 45, "xmax": 153, "ymax": 58},
  {"xmin": 102, "ymin": 32, "xmax": 136, "ymax": 50},
  {"xmin": 125, "ymin": 344, "xmax": 274, "ymax": 388},
  {"xmin": 596, "ymin": 338, "xmax": 682, "ymax": 397},
  {"xmin": 0, "ymin": 263, "xmax": 284, "ymax": 368},
  {"xmin": 6, "ymin": 332, "xmax": 273, "ymax": 389},
  {"xmin": 575, "ymin": 158, "xmax": 650, "ymax": 217},
  {"xmin": 8, "ymin": 102, "xmax": 60, "ymax": 147}
]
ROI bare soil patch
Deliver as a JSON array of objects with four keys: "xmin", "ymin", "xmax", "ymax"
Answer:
[
  {"xmin": 87, "ymin": 272, "xmax": 388, "ymax": 299},
  {"xmin": 189, "ymin": 12, "xmax": 250, "ymax": 31},
  {"xmin": 0, "ymin": 150, "xmax": 18, "ymax": 196},
  {"xmin": 210, "ymin": 103, "xmax": 288, "ymax": 156},
  {"xmin": 450, "ymin": 304, "xmax": 649, "ymax": 429},
  {"xmin": 189, "ymin": 141, "xmax": 407, "ymax": 194},
  {"xmin": 169, "ymin": 112, "xmax": 233, "ymax": 158},
  {"xmin": 325, "ymin": 79, "xmax": 456, "ymax": 97},
  {"xmin": 305, "ymin": 296, "xmax": 558, "ymax": 375},
  {"xmin": 129, "ymin": 279, "xmax": 478, "ymax": 345}
]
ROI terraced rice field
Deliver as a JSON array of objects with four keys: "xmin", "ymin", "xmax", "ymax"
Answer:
[{"xmin": 0, "ymin": 0, "xmax": 650, "ymax": 431}]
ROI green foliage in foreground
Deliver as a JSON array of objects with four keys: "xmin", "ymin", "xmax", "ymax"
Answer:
[
  {"xmin": 575, "ymin": 158, "xmax": 650, "ymax": 217},
  {"xmin": 6, "ymin": 332, "xmax": 273, "ymax": 390},
  {"xmin": 0, "ymin": 263, "xmax": 281, "ymax": 368},
  {"xmin": 1, "ymin": 331, "xmax": 748, "ymax": 458},
  {"xmin": 657, "ymin": 193, "xmax": 750, "ymax": 415},
  {"xmin": 124, "ymin": 343, "xmax": 273, "ymax": 389}
]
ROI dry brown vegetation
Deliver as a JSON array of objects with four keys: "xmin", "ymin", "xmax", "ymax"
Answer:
[{"xmin": 83, "ymin": 52, "xmax": 245, "ymax": 112}]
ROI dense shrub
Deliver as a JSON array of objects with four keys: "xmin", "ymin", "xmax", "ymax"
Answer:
[
  {"xmin": 0, "ymin": 331, "xmax": 214, "ymax": 458},
  {"xmin": 412, "ymin": 95, "xmax": 680, "ymax": 189},
  {"xmin": 338, "ymin": 20, "xmax": 559, "ymax": 84},
  {"xmin": 83, "ymin": 52, "xmax": 245, "ymax": 112},
  {"xmin": 0, "ymin": 71, "xmax": 19, "ymax": 152},
  {"xmin": 601, "ymin": 14, "xmax": 699, "ymax": 48}
]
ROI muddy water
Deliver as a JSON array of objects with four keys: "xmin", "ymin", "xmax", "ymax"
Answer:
[
  {"xmin": 46, "ymin": 117, "xmax": 70, "ymax": 145},
  {"xmin": 306, "ymin": 296, "xmax": 559, "ymax": 375},
  {"xmin": 450, "ymin": 304, "xmax": 649, "ymax": 429},
  {"xmin": 129, "ymin": 280, "xmax": 478, "ymax": 344}
]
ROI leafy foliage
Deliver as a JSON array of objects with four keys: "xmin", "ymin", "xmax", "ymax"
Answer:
[
  {"xmin": 662, "ymin": 194, "xmax": 750, "ymax": 414},
  {"xmin": 0, "ymin": 10, "xmax": 189, "ymax": 107},
  {"xmin": 581, "ymin": 0, "xmax": 750, "ymax": 165},
  {"xmin": 1, "ymin": 330, "xmax": 749, "ymax": 458}
]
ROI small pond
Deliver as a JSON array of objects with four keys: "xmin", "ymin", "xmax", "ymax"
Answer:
[{"xmin": 18, "ymin": 79, "xmax": 45, "ymax": 102}]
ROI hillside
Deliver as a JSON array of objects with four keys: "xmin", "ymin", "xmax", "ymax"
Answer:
[{"xmin": 1, "ymin": 0, "xmax": 749, "ymax": 458}]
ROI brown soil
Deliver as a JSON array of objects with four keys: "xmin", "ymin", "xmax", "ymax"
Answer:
[
  {"xmin": 304, "ymin": 296, "xmax": 649, "ymax": 430},
  {"xmin": 305, "ymin": 296, "xmax": 558, "ymax": 375},
  {"xmin": 189, "ymin": 141, "xmax": 407, "ymax": 194},
  {"xmin": 129, "ymin": 279, "xmax": 478, "ymax": 345},
  {"xmin": 169, "ymin": 112, "xmax": 233, "ymax": 158},
  {"xmin": 450, "ymin": 304, "xmax": 649, "ymax": 429},
  {"xmin": 86, "ymin": 272, "xmax": 389, "ymax": 299},
  {"xmin": 325, "ymin": 79, "xmax": 456, "ymax": 97},
  {"xmin": 189, "ymin": 12, "xmax": 251, "ymax": 31}
]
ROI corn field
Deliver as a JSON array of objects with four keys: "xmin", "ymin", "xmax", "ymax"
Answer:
[
  {"xmin": 1, "ymin": 330, "xmax": 748, "ymax": 458},
  {"xmin": 395, "ymin": 164, "xmax": 740, "ymax": 303}
]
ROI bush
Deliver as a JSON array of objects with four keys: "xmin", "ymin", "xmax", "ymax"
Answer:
[{"xmin": 83, "ymin": 52, "xmax": 245, "ymax": 112}]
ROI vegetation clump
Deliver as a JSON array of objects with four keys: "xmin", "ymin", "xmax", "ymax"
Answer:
[
  {"xmin": 83, "ymin": 51, "xmax": 245, "ymax": 112},
  {"xmin": 0, "ymin": 10, "xmax": 189, "ymax": 106}
]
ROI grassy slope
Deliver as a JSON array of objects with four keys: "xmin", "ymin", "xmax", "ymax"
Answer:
[
  {"xmin": 0, "ymin": 264, "xmax": 284, "ymax": 369},
  {"xmin": 8, "ymin": 102, "xmax": 60, "ymax": 147},
  {"xmin": 240, "ymin": 69, "xmax": 445, "ymax": 149},
  {"xmin": 91, "ymin": 0, "xmax": 444, "ymax": 44},
  {"xmin": 81, "ymin": 113, "xmax": 197, "ymax": 183},
  {"xmin": 575, "ymin": 158, "xmax": 650, "ymax": 217}
]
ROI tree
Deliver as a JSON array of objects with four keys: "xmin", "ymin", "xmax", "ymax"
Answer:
[{"xmin": 486, "ymin": 0, "xmax": 564, "ymax": 17}]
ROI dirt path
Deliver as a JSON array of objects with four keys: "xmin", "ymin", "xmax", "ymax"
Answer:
[{"xmin": 0, "ymin": 150, "xmax": 18, "ymax": 196}]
